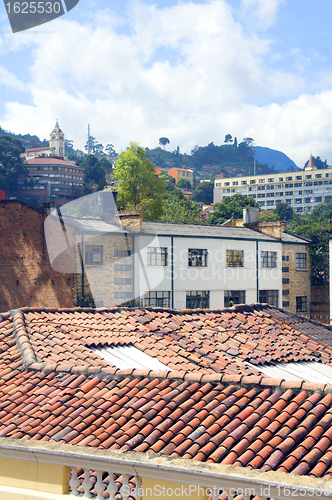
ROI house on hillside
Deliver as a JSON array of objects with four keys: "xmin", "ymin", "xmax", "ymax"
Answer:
[{"xmin": 1, "ymin": 305, "xmax": 332, "ymax": 498}]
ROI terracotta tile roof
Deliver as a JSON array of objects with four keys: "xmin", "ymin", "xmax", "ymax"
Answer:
[{"xmin": 2, "ymin": 305, "xmax": 332, "ymax": 477}]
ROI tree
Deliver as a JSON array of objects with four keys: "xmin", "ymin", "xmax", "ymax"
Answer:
[
  {"xmin": 192, "ymin": 181, "xmax": 214, "ymax": 205},
  {"xmin": 208, "ymin": 193, "xmax": 259, "ymax": 225},
  {"xmin": 82, "ymin": 154, "xmax": 107, "ymax": 194},
  {"xmin": 159, "ymin": 137, "xmax": 170, "ymax": 150},
  {"xmin": 233, "ymin": 137, "xmax": 238, "ymax": 147},
  {"xmin": 105, "ymin": 144, "xmax": 117, "ymax": 158},
  {"xmin": 113, "ymin": 141, "xmax": 166, "ymax": 220},
  {"xmin": 224, "ymin": 134, "xmax": 233, "ymax": 144},
  {"xmin": 94, "ymin": 143, "xmax": 105, "ymax": 157},
  {"xmin": 159, "ymin": 173, "xmax": 176, "ymax": 192},
  {"xmin": 177, "ymin": 178, "xmax": 192, "ymax": 190},
  {"xmin": 162, "ymin": 189, "xmax": 202, "ymax": 223},
  {"xmin": 275, "ymin": 202, "xmax": 294, "ymax": 221},
  {"xmin": 85, "ymin": 136, "xmax": 98, "ymax": 154},
  {"xmin": 288, "ymin": 204, "xmax": 332, "ymax": 285},
  {"xmin": 259, "ymin": 211, "xmax": 280, "ymax": 222},
  {"xmin": 0, "ymin": 135, "xmax": 30, "ymax": 196}
]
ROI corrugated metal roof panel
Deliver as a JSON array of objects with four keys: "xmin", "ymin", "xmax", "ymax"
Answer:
[
  {"xmin": 91, "ymin": 345, "xmax": 172, "ymax": 371},
  {"xmin": 246, "ymin": 361, "xmax": 332, "ymax": 384}
]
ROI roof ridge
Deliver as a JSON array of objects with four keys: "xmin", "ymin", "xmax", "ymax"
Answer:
[
  {"xmin": 10, "ymin": 309, "xmax": 37, "ymax": 368},
  {"xmin": 23, "ymin": 362, "xmax": 332, "ymax": 395}
]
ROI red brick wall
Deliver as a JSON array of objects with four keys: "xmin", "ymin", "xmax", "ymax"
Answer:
[{"xmin": 0, "ymin": 201, "xmax": 74, "ymax": 312}]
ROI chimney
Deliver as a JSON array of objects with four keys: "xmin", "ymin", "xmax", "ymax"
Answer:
[
  {"xmin": 243, "ymin": 207, "xmax": 259, "ymax": 225},
  {"xmin": 99, "ymin": 191, "xmax": 118, "ymax": 222}
]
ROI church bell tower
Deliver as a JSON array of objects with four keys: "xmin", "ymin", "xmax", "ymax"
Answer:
[{"xmin": 49, "ymin": 120, "xmax": 65, "ymax": 157}]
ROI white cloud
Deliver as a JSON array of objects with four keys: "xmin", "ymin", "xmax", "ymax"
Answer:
[
  {"xmin": 240, "ymin": 0, "xmax": 286, "ymax": 31},
  {"xmin": 0, "ymin": 66, "xmax": 26, "ymax": 91},
  {"xmin": 0, "ymin": 0, "xmax": 331, "ymax": 167}
]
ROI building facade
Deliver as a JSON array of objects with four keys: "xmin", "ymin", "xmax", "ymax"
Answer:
[
  {"xmin": 214, "ymin": 155, "xmax": 332, "ymax": 213},
  {"xmin": 168, "ymin": 167, "xmax": 194, "ymax": 186},
  {"xmin": 18, "ymin": 157, "xmax": 84, "ymax": 205}
]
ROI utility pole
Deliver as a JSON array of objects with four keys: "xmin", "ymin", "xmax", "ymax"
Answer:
[{"xmin": 88, "ymin": 124, "xmax": 90, "ymax": 154}]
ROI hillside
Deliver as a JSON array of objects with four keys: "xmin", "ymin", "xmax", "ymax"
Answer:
[{"xmin": 254, "ymin": 146, "xmax": 299, "ymax": 171}]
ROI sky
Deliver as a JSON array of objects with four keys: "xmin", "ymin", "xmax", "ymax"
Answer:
[{"xmin": 0, "ymin": 0, "xmax": 332, "ymax": 167}]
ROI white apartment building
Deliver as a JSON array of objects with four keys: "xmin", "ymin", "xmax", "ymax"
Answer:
[
  {"xmin": 134, "ymin": 222, "xmax": 283, "ymax": 310},
  {"xmin": 214, "ymin": 155, "xmax": 332, "ymax": 213}
]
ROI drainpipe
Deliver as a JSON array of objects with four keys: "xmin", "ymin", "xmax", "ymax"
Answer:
[
  {"xmin": 171, "ymin": 236, "xmax": 174, "ymax": 308},
  {"xmin": 256, "ymin": 240, "xmax": 259, "ymax": 303}
]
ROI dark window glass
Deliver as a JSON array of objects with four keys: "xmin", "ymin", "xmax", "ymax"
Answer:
[
  {"xmin": 296, "ymin": 296, "xmax": 307, "ymax": 312},
  {"xmin": 114, "ymin": 249, "xmax": 132, "ymax": 258},
  {"xmin": 186, "ymin": 291, "xmax": 209, "ymax": 309},
  {"xmin": 144, "ymin": 291, "xmax": 171, "ymax": 308},
  {"xmin": 296, "ymin": 253, "xmax": 307, "ymax": 269},
  {"xmin": 282, "ymin": 267, "xmax": 289, "ymax": 273},
  {"xmin": 261, "ymin": 251, "xmax": 277, "ymax": 268},
  {"xmin": 114, "ymin": 265, "xmax": 132, "ymax": 271},
  {"xmin": 259, "ymin": 290, "xmax": 279, "ymax": 307},
  {"xmin": 188, "ymin": 249, "xmax": 208, "ymax": 267},
  {"xmin": 224, "ymin": 290, "xmax": 246, "ymax": 307},
  {"xmin": 282, "ymin": 278, "xmax": 289, "ymax": 284}
]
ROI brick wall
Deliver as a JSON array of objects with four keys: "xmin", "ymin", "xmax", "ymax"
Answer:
[
  {"xmin": 0, "ymin": 201, "xmax": 75, "ymax": 312},
  {"xmin": 281, "ymin": 243, "xmax": 311, "ymax": 318},
  {"xmin": 311, "ymin": 285, "xmax": 329, "ymax": 324}
]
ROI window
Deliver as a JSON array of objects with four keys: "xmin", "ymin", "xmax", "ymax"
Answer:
[
  {"xmin": 282, "ymin": 301, "xmax": 290, "ymax": 308},
  {"xmin": 296, "ymin": 253, "xmax": 307, "ymax": 269},
  {"xmin": 259, "ymin": 179, "xmax": 265, "ymax": 183},
  {"xmin": 261, "ymin": 251, "xmax": 277, "ymax": 268},
  {"xmin": 279, "ymin": 177, "xmax": 284, "ymax": 181},
  {"xmin": 282, "ymin": 255, "xmax": 289, "ymax": 261},
  {"xmin": 188, "ymin": 249, "xmax": 208, "ymax": 267},
  {"xmin": 114, "ymin": 278, "xmax": 132, "ymax": 285},
  {"xmin": 282, "ymin": 289, "xmax": 289, "ymax": 296},
  {"xmin": 268, "ymin": 178, "xmax": 274, "ymax": 182},
  {"xmin": 233, "ymin": 181, "xmax": 238, "ymax": 186},
  {"xmin": 186, "ymin": 291, "xmax": 209, "ymax": 309},
  {"xmin": 114, "ymin": 249, "xmax": 132, "ymax": 258},
  {"xmin": 144, "ymin": 291, "xmax": 170, "ymax": 308},
  {"xmin": 114, "ymin": 264, "xmax": 132, "ymax": 271},
  {"xmin": 315, "ymin": 174, "xmax": 322, "ymax": 178},
  {"xmin": 282, "ymin": 267, "xmax": 289, "ymax": 272},
  {"xmin": 305, "ymin": 198, "xmax": 311, "ymax": 203},
  {"xmin": 306, "ymin": 175, "xmax": 312, "ymax": 179},
  {"xmin": 296, "ymin": 296, "xmax": 307, "ymax": 312},
  {"xmin": 259, "ymin": 290, "xmax": 279, "ymax": 307},
  {"xmin": 315, "ymin": 197, "xmax": 322, "ymax": 203},
  {"xmin": 285, "ymin": 183, "xmax": 293, "ymax": 188},
  {"xmin": 216, "ymin": 183, "xmax": 221, "ymax": 187},
  {"xmin": 295, "ymin": 198, "xmax": 302, "ymax": 204},
  {"xmin": 226, "ymin": 250, "xmax": 243, "ymax": 267},
  {"xmin": 147, "ymin": 247, "xmax": 167, "ymax": 266},
  {"xmin": 296, "ymin": 176, "xmax": 302, "ymax": 180},
  {"xmin": 114, "ymin": 292, "xmax": 132, "ymax": 300},
  {"xmin": 286, "ymin": 176, "xmax": 292, "ymax": 181},
  {"xmin": 282, "ymin": 278, "xmax": 289, "ymax": 284},
  {"xmin": 225, "ymin": 182, "xmax": 230, "ymax": 186},
  {"xmin": 224, "ymin": 290, "xmax": 245, "ymax": 307},
  {"xmin": 250, "ymin": 180, "xmax": 256, "ymax": 184},
  {"xmin": 241, "ymin": 180, "xmax": 247, "ymax": 185},
  {"xmin": 85, "ymin": 245, "xmax": 103, "ymax": 265}
]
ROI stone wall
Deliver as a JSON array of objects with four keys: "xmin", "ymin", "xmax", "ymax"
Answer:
[{"xmin": 0, "ymin": 201, "xmax": 75, "ymax": 312}]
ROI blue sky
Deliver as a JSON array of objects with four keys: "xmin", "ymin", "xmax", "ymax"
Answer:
[{"xmin": 1, "ymin": 0, "xmax": 332, "ymax": 167}]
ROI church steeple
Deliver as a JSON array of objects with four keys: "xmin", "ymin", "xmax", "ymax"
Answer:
[
  {"xmin": 49, "ymin": 120, "xmax": 65, "ymax": 157},
  {"xmin": 305, "ymin": 153, "xmax": 317, "ymax": 171}
]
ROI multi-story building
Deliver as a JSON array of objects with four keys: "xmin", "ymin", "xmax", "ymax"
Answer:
[
  {"xmin": 18, "ymin": 121, "xmax": 84, "ymax": 205},
  {"xmin": 168, "ymin": 167, "xmax": 194, "ymax": 187},
  {"xmin": 214, "ymin": 155, "xmax": 332, "ymax": 213}
]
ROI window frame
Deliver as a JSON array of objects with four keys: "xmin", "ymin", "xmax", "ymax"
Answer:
[
  {"xmin": 259, "ymin": 290, "xmax": 279, "ymax": 307},
  {"xmin": 188, "ymin": 249, "xmax": 208, "ymax": 267},
  {"xmin": 186, "ymin": 290, "xmax": 210, "ymax": 309},
  {"xmin": 261, "ymin": 251, "xmax": 277, "ymax": 268},
  {"xmin": 144, "ymin": 291, "xmax": 171, "ymax": 308},
  {"xmin": 296, "ymin": 296, "xmax": 307, "ymax": 312},
  {"xmin": 296, "ymin": 253, "xmax": 307, "ymax": 270},
  {"xmin": 224, "ymin": 290, "xmax": 246, "ymax": 307},
  {"xmin": 85, "ymin": 245, "xmax": 103, "ymax": 266},
  {"xmin": 147, "ymin": 247, "xmax": 168, "ymax": 267},
  {"xmin": 226, "ymin": 249, "xmax": 244, "ymax": 267}
]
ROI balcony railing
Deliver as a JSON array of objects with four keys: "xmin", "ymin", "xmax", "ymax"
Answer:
[{"xmin": 0, "ymin": 438, "xmax": 331, "ymax": 500}]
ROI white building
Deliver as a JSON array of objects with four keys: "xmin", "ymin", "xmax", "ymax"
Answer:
[
  {"xmin": 22, "ymin": 120, "xmax": 66, "ymax": 160},
  {"xmin": 134, "ymin": 221, "xmax": 283, "ymax": 309},
  {"xmin": 214, "ymin": 155, "xmax": 332, "ymax": 213}
]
